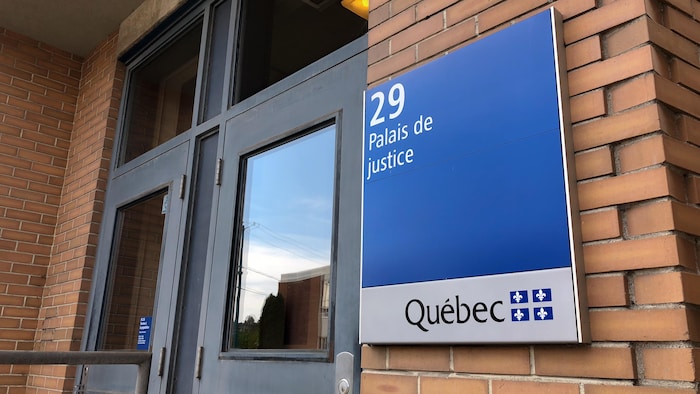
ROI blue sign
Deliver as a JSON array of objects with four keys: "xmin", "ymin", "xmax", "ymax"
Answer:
[
  {"xmin": 360, "ymin": 9, "xmax": 587, "ymax": 344},
  {"xmin": 137, "ymin": 316, "xmax": 152, "ymax": 350}
]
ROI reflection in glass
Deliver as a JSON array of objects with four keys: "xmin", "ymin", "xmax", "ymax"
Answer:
[
  {"xmin": 231, "ymin": 124, "xmax": 336, "ymax": 351},
  {"xmin": 101, "ymin": 190, "xmax": 167, "ymax": 350},
  {"xmin": 234, "ymin": 0, "xmax": 367, "ymax": 103},
  {"xmin": 121, "ymin": 22, "xmax": 202, "ymax": 164}
]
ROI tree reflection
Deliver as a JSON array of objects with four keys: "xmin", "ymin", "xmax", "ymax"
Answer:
[{"xmin": 236, "ymin": 315, "xmax": 259, "ymax": 349}]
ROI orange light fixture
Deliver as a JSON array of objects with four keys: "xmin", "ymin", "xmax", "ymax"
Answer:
[{"xmin": 341, "ymin": 0, "xmax": 369, "ymax": 20}]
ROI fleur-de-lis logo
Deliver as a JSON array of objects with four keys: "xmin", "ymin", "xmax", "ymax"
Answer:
[
  {"xmin": 510, "ymin": 290, "xmax": 528, "ymax": 304},
  {"xmin": 511, "ymin": 308, "xmax": 529, "ymax": 322},
  {"xmin": 513, "ymin": 309, "xmax": 525, "ymax": 321},
  {"xmin": 513, "ymin": 291, "xmax": 524, "ymax": 303},
  {"xmin": 532, "ymin": 288, "xmax": 551, "ymax": 302},
  {"xmin": 536, "ymin": 289, "xmax": 547, "ymax": 301},
  {"xmin": 537, "ymin": 307, "xmax": 548, "ymax": 320}
]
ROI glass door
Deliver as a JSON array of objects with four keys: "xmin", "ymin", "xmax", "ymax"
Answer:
[
  {"xmin": 83, "ymin": 131, "xmax": 223, "ymax": 394},
  {"xmin": 229, "ymin": 123, "xmax": 336, "ymax": 355},
  {"xmin": 198, "ymin": 41, "xmax": 367, "ymax": 393},
  {"xmin": 83, "ymin": 141, "xmax": 190, "ymax": 393},
  {"xmin": 82, "ymin": 0, "xmax": 368, "ymax": 391}
]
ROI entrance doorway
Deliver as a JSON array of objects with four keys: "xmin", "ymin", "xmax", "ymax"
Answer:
[{"xmin": 82, "ymin": 0, "xmax": 367, "ymax": 392}]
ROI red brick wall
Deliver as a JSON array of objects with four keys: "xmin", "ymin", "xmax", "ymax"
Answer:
[
  {"xmin": 0, "ymin": 27, "xmax": 123, "ymax": 394},
  {"xmin": 1, "ymin": 0, "xmax": 699, "ymax": 392},
  {"xmin": 363, "ymin": 0, "xmax": 700, "ymax": 392},
  {"xmin": 24, "ymin": 32, "xmax": 124, "ymax": 393},
  {"xmin": 0, "ymin": 28, "xmax": 81, "ymax": 393}
]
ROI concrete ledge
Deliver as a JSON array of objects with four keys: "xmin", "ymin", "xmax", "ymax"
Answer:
[{"xmin": 117, "ymin": 0, "xmax": 188, "ymax": 57}]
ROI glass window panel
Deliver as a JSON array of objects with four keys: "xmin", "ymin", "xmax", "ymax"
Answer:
[
  {"xmin": 234, "ymin": 0, "xmax": 367, "ymax": 103},
  {"xmin": 230, "ymin": 124, "xmax": 336, "ymax": 351},
  {"xmin": 121, "ymin": 22, "xmax": 203, "ymax": 164},
  {"xmin": 100, "ymin": 191, "xmax": 167, "ymax": 350}
]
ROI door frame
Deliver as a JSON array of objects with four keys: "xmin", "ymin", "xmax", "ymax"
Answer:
[
  {"xmin": 80, "ymin": 12, "xmax": 367, "ymax": 391},
  {"xmin": 197, "ymin": 37, "xmax": 367, "ymax": 393},
  {"xmin": 81, "ymin": 140, "xmax": 193, "ymax": 392}
]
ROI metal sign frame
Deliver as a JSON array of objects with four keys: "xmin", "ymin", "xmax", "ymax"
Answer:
[{"xmin": 360, "ymin": 8, "xmax": 589, "ymax": 344}]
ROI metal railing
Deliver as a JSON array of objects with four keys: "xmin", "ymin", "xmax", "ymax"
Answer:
[{"xmin": 0, "ymin": 350, "xmax": 151, "ymax": 394}]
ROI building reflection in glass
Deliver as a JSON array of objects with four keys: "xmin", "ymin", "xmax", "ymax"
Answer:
[{"xmin": 231, "ymin": 124, "xmax": 336, "ymax": 351}]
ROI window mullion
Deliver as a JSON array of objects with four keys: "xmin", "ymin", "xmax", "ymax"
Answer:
[{"xmin": 191, "ymin": 3, "xmax": 212, "ymax": 127}]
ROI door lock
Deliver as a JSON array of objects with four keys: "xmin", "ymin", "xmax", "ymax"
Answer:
[
  {"xmin": 338, "ymin": 378, "xmax": 350, "ymax": 394},
  {"xmin": 334, "ymin": 352, "xmax": 354, "ymax": 394}
]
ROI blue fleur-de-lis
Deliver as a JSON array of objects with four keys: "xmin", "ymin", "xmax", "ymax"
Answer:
[
  {"xmin": 511, "ymin": 308, "xmax": 529, "ymax": 321},
  {"xmin": 532, "ymin": 288, "xmax": 552, "ymax": 302},
  {"xmin": 535, "ymin": 306, "xmax": 553, "ymax": 320},
  {"xmin": 513, "ymin": 292, "xmax": 523, "ymax": 303},
  {"xmin": 510, "ymin": 290, "xmax": 528, "ymax": 304}
]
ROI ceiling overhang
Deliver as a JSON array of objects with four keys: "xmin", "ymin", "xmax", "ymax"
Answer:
[{"xmin": 0, "ymin": 0, "xmax": 147, "ymax": 57}]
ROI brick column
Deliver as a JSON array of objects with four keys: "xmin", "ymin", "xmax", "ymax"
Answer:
[
  {"xmin": 25, "ymin": 33, "xmax": 124, "ymax": 393},
  {"xmin": 0, "ymin": 28, "xmax": 81, "ymax": 394},
  {"xmin": 363, "ymin": 0, "xmax": 700, "ymax": 392}
]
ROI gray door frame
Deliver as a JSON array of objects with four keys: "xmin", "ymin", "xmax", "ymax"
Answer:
[
  {"xmin": 82, "ymin": 140, "xmax": 193, "ymax": 392},
  {"xmin": 81, "ymin": 21, "xmax": 367, "ymax": 391},
  {"xmin": 198, "ymin": 42, "xmax": 367, "ymax": 393}
]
